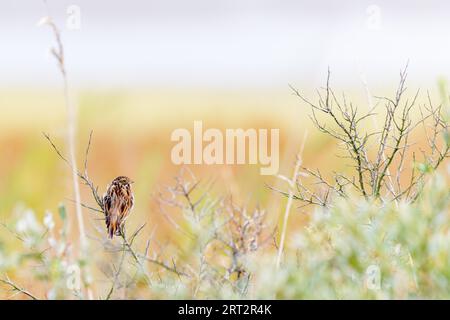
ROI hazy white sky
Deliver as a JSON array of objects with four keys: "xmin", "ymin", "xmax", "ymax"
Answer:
[{"xmin": 1, "ymin": 0, "xmax": 449, "ymax": 88}]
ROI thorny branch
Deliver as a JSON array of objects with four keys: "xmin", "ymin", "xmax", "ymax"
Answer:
[
  {"xmin": 287, "ymin": 65, "xmax": 449, "ymax": 206},
  {"xmin": 0, "ymin": 276, "xmax": 39, "ymax": 300},
  {"xmin": 43, "ymin": 131, "xmax": 190, "ymax": 298},
  {"xmin": 157, "ymin": 169, "xmax": 270, "ymax": 292}
]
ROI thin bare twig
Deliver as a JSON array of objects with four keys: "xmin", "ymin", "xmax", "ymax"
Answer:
[
  {"xmin": 288, "ymin": 65, "xmax": 448, "ymax": 205},
  {"xmin": 276, "ymin": 131, "xmax": 308, "ymax": 268},
  {"xmin": 0, "ymin": 276, "xmax": 39, "ymax": 300}
]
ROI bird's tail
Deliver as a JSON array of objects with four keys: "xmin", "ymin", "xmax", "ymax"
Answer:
[{"xmin": 106, "ymin": 213, "xmax": 119, "ymax": 239}]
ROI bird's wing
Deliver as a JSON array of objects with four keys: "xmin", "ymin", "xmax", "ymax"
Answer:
[
  {"xmin": 118, "ymin": 189, "xmax": 133, "ymax": 222},
  {"xmin": 104, "ymin": 194, "xmax": 112, "ymax": 214}
]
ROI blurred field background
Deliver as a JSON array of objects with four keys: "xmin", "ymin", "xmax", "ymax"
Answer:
[
  {"xmin": 0, "ymin": 0, "xmax": 449, "ymax": 299},
  {"xmin": 0, "ymin": 83, "xmax": 447, "ymax": 299},
  {"xmin": 0, "ymin": 86, "xmax": 321, "ymax": 244}
]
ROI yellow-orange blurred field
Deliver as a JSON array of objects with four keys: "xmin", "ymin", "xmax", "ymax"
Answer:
[
  {"xmin": 0, "ymin": 86, "xmax": 444, "ymax": 229},
  {"xmin": 0, "ymin": 85, "xmax": 447, "ymax": 299},
  {"xmin": 0, "ymin": 88, "xmax": 315, "ymax": 247}
]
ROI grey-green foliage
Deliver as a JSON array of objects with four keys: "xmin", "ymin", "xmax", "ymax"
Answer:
[
  {"xmin": 1, "ymin": 203, "xmax": 86, "ymax": 299},
  {"xmin": 248, "ymin": 171, "xmax": 450, "ymax": 299},
  {"xmin": 2, "ymin": 172, "xmax": 449, "ymax": 299}
]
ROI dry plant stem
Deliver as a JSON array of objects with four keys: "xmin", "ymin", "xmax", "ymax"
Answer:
[
  {"xmin": 142, "ymin": 255, "xmax": 190, "ymax": 278},
  {"xmin": 46, "ymin": 20, "xmax": 87, "ymax": 251},
  {"xmin": 105, "ymin": 242, "xmax": 127, "ymax": 300},
  {"xmin": 0, "ymin": 276, "xmax": 39, "ymax": 300},
  {"xmin": 119, "ymin": 230, "xmax": 152, "ymax": 287},
  {"xmin": 43, "ymin": 18, "xmax": 92, "ymax": 299},
  {"xmin": 276, "ymin": 131, "xmax": 308, "ymax": 269},
  {"xmin": 360, "ymin": 69, "xmax": 397, "ymax": 203}
]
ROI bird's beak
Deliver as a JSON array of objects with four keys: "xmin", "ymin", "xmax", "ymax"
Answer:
[{"xmin": 130, "ymin": 180, "xmax": 135, "ymax": 184}]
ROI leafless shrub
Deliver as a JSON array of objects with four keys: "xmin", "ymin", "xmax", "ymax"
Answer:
[
  {"xmin": 287, "ymin": 65, "xmax": 449, "ymax": 207},
  {"xmin": 156, "ymin": 168, "xmax": 270, "ymax": 297},
  {"xmin": 213, "ymin": 199, "xmax": 268, "ymax": 281}
]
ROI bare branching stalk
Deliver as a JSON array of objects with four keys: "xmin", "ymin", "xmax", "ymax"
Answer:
[
  {"xmin": 287, "ymin": 65, "xmax": 449, "ymax": 206},
  {"xmin": 275, "ymin": 131, "xmax": 308, "ymax": 269},
  {"xmin": 40, "ymin": 16, "xmax": 92, "ymax": 299},
  {"xmin": 360, "ymin": 68, "xmax": 397, "ymax": 203},
  {"xmin": 216, "ymin": 200, "xmax": 267, "ymax": 280},
  {"xmin": 157, "ymin": 169, "xmax": 269, "ymax": 295},
  {"xmin": 43, "ymin": 18, "xmax": 87, "ymax": 250},
  {"xmin": 105, "ymin": 241, "xmax": 127, "ymax": 300},
  {"xmin": 119, "ymin": 229, "xmax": 153, "ymax": 287},
  {"xmin": 0, "ymin": 276, "xmax": 39, "ymax": 300},
  {"xmin": 43, "ymin": 132, "xmax": 157, "ymax": 293}
]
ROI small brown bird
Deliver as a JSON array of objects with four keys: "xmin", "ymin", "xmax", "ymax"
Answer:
[{"xmin": 103, "ymin": 176, "xmax": 135, "ymax": 238}]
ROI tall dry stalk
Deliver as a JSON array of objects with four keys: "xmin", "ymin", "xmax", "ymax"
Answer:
[
  {"xmin": 275, "ymin": 131, "xmax": 308, "ymax": 268},
  {"xmin": 39, "ymin": 16, "xmax": 92, "ymax": 299}
]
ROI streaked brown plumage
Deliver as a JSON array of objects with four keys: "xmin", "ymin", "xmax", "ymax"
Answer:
[{"xmin": 103, "ymin": 176, "xmax": 134, "ymax": 238}]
